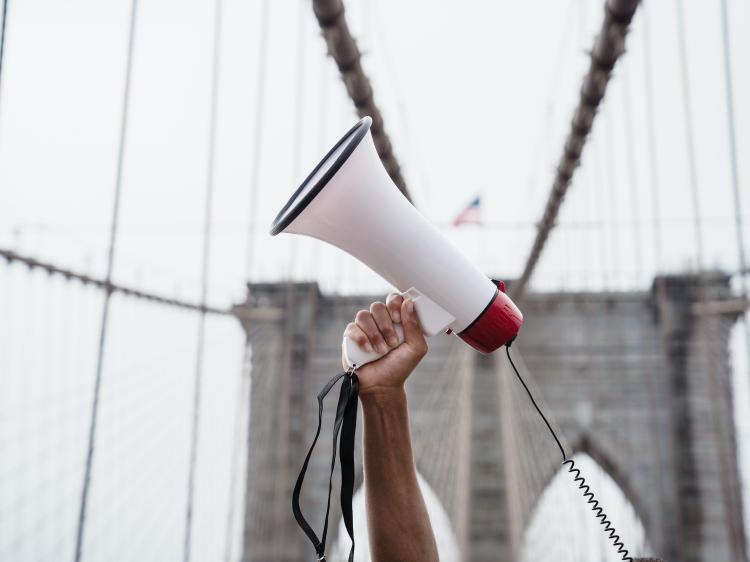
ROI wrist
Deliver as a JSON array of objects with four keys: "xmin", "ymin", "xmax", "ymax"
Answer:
[{"xmin": 358, "ymin": 384, "xmax": 407, "ymax": 409}]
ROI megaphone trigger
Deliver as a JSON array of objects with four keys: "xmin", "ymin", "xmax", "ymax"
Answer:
[
  {"xmin": 399, "ymin": 287, "xmax": 456, "ymax": 336},
  {"xmin": 342, "ymin": 288, "xmax": 455, "ymax": 370}
]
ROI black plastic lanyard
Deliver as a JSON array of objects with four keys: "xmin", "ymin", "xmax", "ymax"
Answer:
[{"xmin": 292, "ymin": 370, "xmax": 359, "ymax": 561}]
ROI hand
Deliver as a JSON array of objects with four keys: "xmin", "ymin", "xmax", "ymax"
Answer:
[{"xmin": 342, "ymin": 293, "xmax": 428, "ymax": 397}]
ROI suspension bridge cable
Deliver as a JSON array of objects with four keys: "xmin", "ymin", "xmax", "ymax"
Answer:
[
  {"xmin": 310, "ymin": 56, "xmax": 330, "ymax": 282},
  {"xmin": 717, "ymin": 0, "xmax": 750, "ymax": 551},
  {"xmin": 229, "ymin": 2, "xmax": 271, "ymax": 555},
  {"xmin": 0, "ymin": 0, "xmax": 7, "ymax": 109},
  {"xmin": 370, "ymin": 0, "xmax": 429, "ymax": 208},
  {"xmin": 675, "ymin": 2, "xmax": 746, "ymax": 555},
  {"xmin": 74, "ymin": 0, "xmax": 139, "ymax": 559},
  {"xmin": 604, "ymin": 112, "xmax": 621, "ymax": 287},
  {"xmin": 0, "ymin": 248, "xmax": 229, "ymax": 314},
  {"xmin": 718, "ymin": 0, "xmax": 750, "ymax": 386},
  {"xmin": 621, "ymin": 68, "xmax": 643, "ymax": 285},
  {"xmin": 513, "ymin": 0, "xmax": 578, "ymax": 253},
  {"xmin": 183, "ymin": 0, "xmax": 223, "ymax": 560},
  {"xmin": 674, "ymin": 0, "xmax": 704, "ymax": 270},
  {"xmin": 511, "ymin": 0, "xmax": 641, "ymax": 301},
  {"xmin": 222, "ymin": 342, "xmax": 254, "ymax": 562},
  {"xmin": 640, "ymin": 11, "xmax": 680, "ymax": 552},
  {"xmin": 582, "ymin": 153, "xmax": 594, "ymax": 290},
  {"xmin": 718, "ymin": 0, "xmax": 747, "ymax": 291},
  {"xmin": 243, "ymin": 0, "xmax": 270, "ymax": 281},
  {"xmin": 592, "ymin": 139, "xmax": 610, "ymax": 290},
  {"xmin": 311, "ymin": 0, "xmax": 410, "ymax": 200},
  {"xmin": 287, "ymin": 0, "xmax": 306, "ymax": 281},
  {"xmin": 640, "ymin": 3, "xmax": 662, "ymax": 271},
  {"xmin": 275, "ymin": 12, "xmax": 310, "ymax": 542}
]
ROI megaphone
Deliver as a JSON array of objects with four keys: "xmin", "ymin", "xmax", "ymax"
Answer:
[{"xmin": 270, "ymin": 117, "xmax": 523, "ymax": 369}]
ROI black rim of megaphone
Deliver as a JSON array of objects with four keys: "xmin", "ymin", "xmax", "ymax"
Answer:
[{"xmin": 269, "ymin": 116, "xmax": 372, "ymax": 236}]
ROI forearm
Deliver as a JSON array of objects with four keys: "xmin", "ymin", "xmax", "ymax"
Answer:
[{"xmin": 361, "ymin": 388, "xmax": 439, "ymax": 562}]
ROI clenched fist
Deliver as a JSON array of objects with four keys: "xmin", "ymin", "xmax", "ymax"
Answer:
[{"xmin": 343, "ymin": 292, "xmax": 428, "ymax": 397}]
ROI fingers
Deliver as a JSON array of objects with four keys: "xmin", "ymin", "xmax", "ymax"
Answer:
[
  {"xmin": 385, "ymin": 292, "xmax": 404, "ymax": 323},
  {"xmin": 344, "ymin": 322, "xmax": 372, "ymax": 353},
  {"xmin": 370, "ymin": 301, "xmax": 399, "ymax": 348},
  {"xmin": 355, "ymin": 309, "xmax": 388, "ymax": 354},
  {"xmin": 346, "ymin": 295, "xmax": 427, "ymax": 361},
  {"xmin": 401, "ymin": 298, "xmax": 427, "ymax": 355}
]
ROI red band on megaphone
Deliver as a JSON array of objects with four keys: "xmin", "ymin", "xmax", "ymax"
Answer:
[{"xmin": 458, "ymin": 285, "xmax": 523, "ymax": 354}]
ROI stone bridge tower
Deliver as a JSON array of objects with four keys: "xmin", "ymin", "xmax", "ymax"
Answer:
[{"xmin": 235, "ymin": 273, "xmax": 746, "ymax": 562}]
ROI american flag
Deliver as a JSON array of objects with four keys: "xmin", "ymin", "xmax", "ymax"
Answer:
[{"xmin": 452, "ymin": 196, "xmax": 482, "ymax": 227}]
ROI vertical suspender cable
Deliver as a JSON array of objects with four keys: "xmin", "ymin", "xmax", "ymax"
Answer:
[
  {"xmin": 0, "ymin": 0, "xmax": 8, "ymax": 109},
  {"xmin": 621, "ymin": 69, "xmax": 643, "ymax": 285},
  {"xmin": 718, "ymin": 2, "xmax": 750, "ymax": 553},
  {"xmin": 312, "ymin": 58, "xmax": 329, "ymax": 283},
  {"xmin": 718, "ymin": 0, "xmax": 748, "ymax": 294},
  {"xmin": 223, "ymin": 343, "xmax": 253, "ymax": 562},
  {"xmin": 718, "ymin": 0, "xmax": 750, "ymax": 376},
  {"xmin": 510, "ymin": 0, "xmax": 642, "ymax": 300},
  {"xmin": 603, "ymin": 113, "xmax": 621, "ymax": 287},
  {"xmin": 584, "ymin": 155, "xmax": 596, "ymax": 290},
  {"xmin": 183, "ymin": 0, "xmax": 223, "ymax": 560},
  {"xmin": 287, "ymin": 1, "xmax": 306, "ymax": 281},
  {"xmin": 244, "ymin": 0, "xmax": 270, "ymax": 282},
  {"xmin": 643, "ymin": 7, "xmax": 681, "ymax": 556},
  {"xmin": 74, "ymin": 1, "xmax": 138, "ymax": 560},
  {"xmin": 634, "ymin": 7, "xmax": 672, "ymax": 547},
  {"xmin": 641, "ymin": 3, "xmax": 662, "ymax": 271},
  {"xmin": 225, "ymin": 4, "xmax": 270, "ymax": 560},
  {"xmin": 592, "ymin": 140, "xmax": 609, "ymax": 290},
  {"xmin": 0, "ymin": 0, "xmax": 7, "ymax": 97},
  {"xmin": 271, "ymin": 1, "xmax": 307, "ymax": 550},
  {"xmin": 674, "ymin": 0, "xmax": 704, "ymax": 270},
  {"xmin": 675, "ymin": 1, "xmax": 745, "ymax": 556}
]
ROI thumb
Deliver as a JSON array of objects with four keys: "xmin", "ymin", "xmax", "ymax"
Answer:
[{"xmin": 401, "ymin": 297, "xmax": 426, "ymax": 348}]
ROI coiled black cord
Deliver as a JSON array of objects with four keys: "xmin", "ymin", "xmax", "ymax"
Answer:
[{"xmin": 505, "ymin": 343, "xmax": 633, "ymax": 562}]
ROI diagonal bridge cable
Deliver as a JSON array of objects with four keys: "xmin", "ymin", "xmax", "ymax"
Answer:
[
  {"xmin": 74, "ymin": 0, "xmax": 139, "ymax": 559},
  {"xmin": 511, "ymin": 0, "xmax": 641, "ymax": 301},
  {"xmin": 0, "ymin": 248, "xmax": 229, "ymax": 315},
  {"xmin": 311, "ymin": 0, "xmax": 410, "ymax": 201}
]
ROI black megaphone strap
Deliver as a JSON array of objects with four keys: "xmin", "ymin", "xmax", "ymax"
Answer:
[{"xmin": 291, "ymin": 371, "xmax": 359, "ymax": 562}]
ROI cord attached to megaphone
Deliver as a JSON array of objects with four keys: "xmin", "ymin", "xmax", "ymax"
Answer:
[
  {"xmin": 292, "ymin": 338, "xmax": 633, "ymax": 562},
  {"xmin": 504, "ymin": 341, "xmax": 633, "ymax": 562}
]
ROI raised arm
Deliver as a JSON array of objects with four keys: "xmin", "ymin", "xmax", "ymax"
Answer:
[{"xmin": 343, "ymin": 294, "xmax": 439, "ymax": 562}]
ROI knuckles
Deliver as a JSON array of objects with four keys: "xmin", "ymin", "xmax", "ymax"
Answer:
[
  {"xmin": 344, "ymin": 323, "xmax": 365, "ymax": 343},
  {"xmin": 369, "ymin": 301, "xmax": 387, "ymax": 315},
  {"xmin": 412, "ymin": 339, "xmax": 428, "ymax": 356},
  {"xmin": 355, "ymin": 309, "xmax": 371, "ymax": 323},
  {"xmin": 386, "ymin": 294, "xmax": 403, "ymax": 309}
]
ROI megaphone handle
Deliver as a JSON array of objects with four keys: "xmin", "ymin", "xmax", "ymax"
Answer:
[{"xmin": 342, "ymin": 323, "xmax": 405, "ymax": 370}]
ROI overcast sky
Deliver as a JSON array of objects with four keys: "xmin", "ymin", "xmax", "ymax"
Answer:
[
  {"xmin": 1, "ymin": 0, "xmax": 749, "ymax": 560},
  {"xmin": 1, "ymin": 0, "xmax": 749, "ymax": 302}
]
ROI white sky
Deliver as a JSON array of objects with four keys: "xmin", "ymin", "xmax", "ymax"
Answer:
[
  {"xmin": 1, "ymin": 0, "xmax": 749, "ymax": 560},
  {"xmin": 2, "ymin": 0, "xmax": 749, "ymax": 301}
]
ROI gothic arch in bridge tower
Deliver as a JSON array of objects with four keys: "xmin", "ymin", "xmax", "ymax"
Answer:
[
  {"xmin": 238, "ymin": 278, "xmax": 747, "ymax": 561},
  {"xmin": 521, "ymin": 451, "xmax": 651, "ymax": 562},
  {"xmin": 527, "ymin": 432, "xmax": 651, "ymax": 537}
]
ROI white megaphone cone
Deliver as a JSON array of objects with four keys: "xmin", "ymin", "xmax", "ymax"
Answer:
[{"xmin": 270, "ymin": 117, "xmax": 523, "ymax": 369}]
